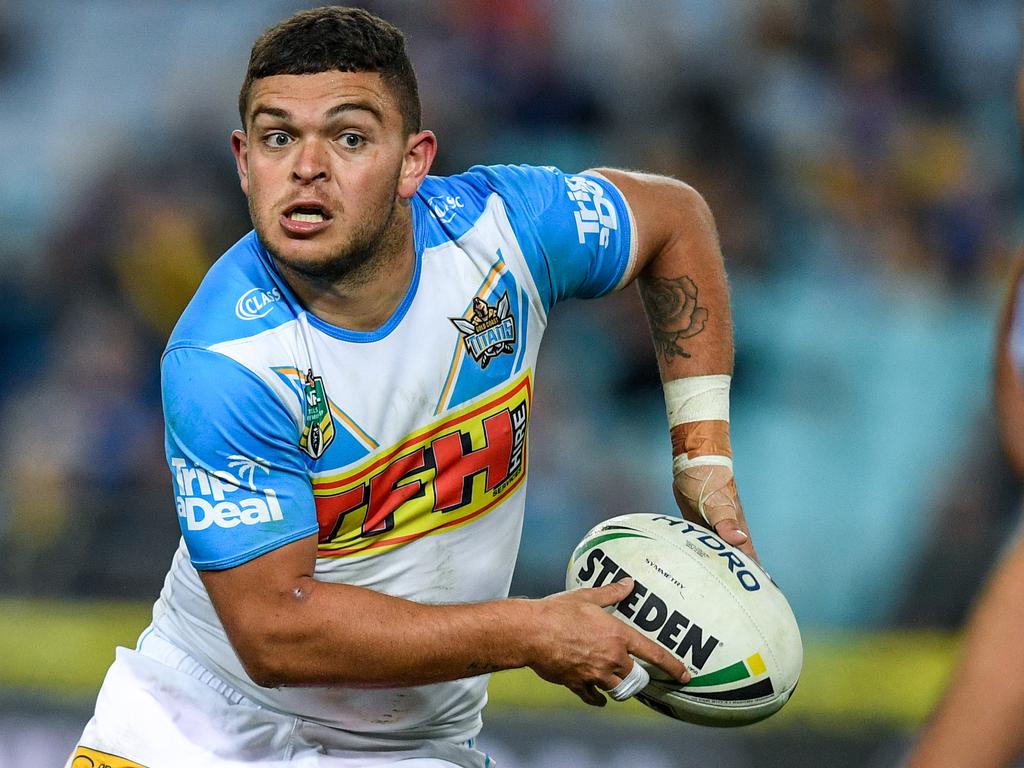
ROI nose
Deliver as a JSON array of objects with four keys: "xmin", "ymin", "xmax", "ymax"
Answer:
[{"xmin": 292, "ymin": 139, "xmax": 329, "ymax": 184}]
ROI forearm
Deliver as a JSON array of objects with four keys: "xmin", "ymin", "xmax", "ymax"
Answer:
[
  {"xmin": 226, "ymin": 577, "xmax": 536, "ymax": 688},
  {"xmin": 635, "ymin": 188, "xmax": 734, "ymax": 382},
  {"xmin": 908, "ymin": 543, "xmax": 1024, "ymax": 767},
  {"xmin": 205, "ymin": 554, "xmax": 689, "ymax": 705},
  {"xmin": 995, "ymin": 350, "xmax": 1024, "ymax": 476},
  {"xmin": 995, "ymin": 251, "xmax": 1024, "ymax": 476},
  {"xmin": 591, "ymin": 169, "xmax": 752, "ymax": 553}
]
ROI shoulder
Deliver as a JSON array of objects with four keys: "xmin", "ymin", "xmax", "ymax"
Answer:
[
  {"xmin": 167, "ymin": 231, "xmax": 301, "ymax": 353},
  {"xmin": 415, "ymin": 164, "xmax": 589, "ymax": 242}
]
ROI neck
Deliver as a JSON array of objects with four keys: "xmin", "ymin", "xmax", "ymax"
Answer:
[{"xmin": 276, "ymin": 204, "xmax": 416, "ymax": 332}]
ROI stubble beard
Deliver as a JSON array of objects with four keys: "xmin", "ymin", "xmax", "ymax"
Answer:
[{"xmin": 253, "ymin": 189, "xmax": 406, "ymax": 291}]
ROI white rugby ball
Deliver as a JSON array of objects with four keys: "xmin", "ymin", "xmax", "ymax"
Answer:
[{"xmin": 565, "ymin": 513, "xmax": 802, "ymax": 727}]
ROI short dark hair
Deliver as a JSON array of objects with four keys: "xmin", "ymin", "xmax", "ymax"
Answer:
[{"xmin": 239, "ymin": 6, "xmax": 420, "ymax": 135}]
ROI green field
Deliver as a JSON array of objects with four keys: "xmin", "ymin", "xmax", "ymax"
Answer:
[{"xmin": 1, "ymin": 598, "xmax": 956, "ymax": 728}]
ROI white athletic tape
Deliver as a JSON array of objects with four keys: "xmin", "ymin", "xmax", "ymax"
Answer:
[
  {"xmin": 608, "ymin": 659, "xmax": 650, "ymax": 701},
  {"xmin": 672, "ymin": 452, "xmax": 734, "ymax": 474},
  {"xmin": 664, "ymin": 374, "xmax": 731, "ymax": 427}
]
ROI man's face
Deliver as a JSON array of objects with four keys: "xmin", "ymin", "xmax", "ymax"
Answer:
[{"xmin": 232, "ymin": 71, "xmax": 426, "ymax": 281}]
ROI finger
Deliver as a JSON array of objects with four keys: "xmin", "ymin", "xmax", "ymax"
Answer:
[
  {"xmin": 711, "ymin": 518, "xmax": 760, "ymax": 563},
  {"xmin": 574, "ymin": 577, "xmax": 635, "ymax": 607},
  {"xmin": 676, "ymin": 467, "xmax": 742, "ymax": 529},
  {"xmin": 571, "ymin": 683, "xmax": 607, "ymax": 707},
  {"xmin": 674, "ymin": 469, "xmax": 760, "ymax": 563},
  {"xmin": 607, "ymin": 659, "xmax": 650, "ymax": 701},
  {"xmin": 627, "ymin": 635, "xmax": 690, "ymax": 684},
  {"xmin": 711, "ymin": 517, "xmax": 749, "ymax": 547}
]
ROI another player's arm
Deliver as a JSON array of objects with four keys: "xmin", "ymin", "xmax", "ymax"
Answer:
[
  {"xmin": 995, "ymin": 250, "xmax": 1024, "ymax": 475},
  {"xmin": 588, "ymin": 169, "xmax": 753, "ymax": 559},
  {"xmin": 199, "ymin": 533, "xmax": 688, "ymax": 704},
  {"xmin": 906, "ymin": 542, "xmax": 1024, "ymax": 768},
  {"xmin": 907, "ymin": 252, "xmax": 1024, "ymax": 768}
]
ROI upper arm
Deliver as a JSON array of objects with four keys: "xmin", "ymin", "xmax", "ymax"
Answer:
[
  {"xmin": 162, "ymin": 346, "xmax": 318, "ymax": 569},
  {"xmin": 163, "ymin": 346, "xmax": 322, "ymax": 673},
  {"xmin": 465, "ymin": 164, "xmax": 637, "ymax": 310},
  {"xmin": 198, "ymin": 532, "xmax": 320, "ymax": 684},
  {"xmin": 586, "ymin": 168, "xmax": 719, "ymax": 287}
]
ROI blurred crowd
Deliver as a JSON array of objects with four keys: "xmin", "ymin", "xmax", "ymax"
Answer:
[{"xmin": 0, "ymin": 0, "xmax": 1021, "ymax": 628}]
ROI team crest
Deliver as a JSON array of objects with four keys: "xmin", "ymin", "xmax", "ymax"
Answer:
[
  {"xmin": 451, "ymin": 293, "xmax": 516, "ymax": 369},
  {"xmin": 300, "ymin": 368, "xmax": 336, "ymax": 459}
]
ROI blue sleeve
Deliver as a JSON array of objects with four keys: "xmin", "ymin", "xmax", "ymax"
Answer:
[
  {"xmin": 162, "ymin": 346, "xmax": 318, "ymax": 570},
  {"xmin": 467, "ymin": 164, "xmax": 635, "ymax": 312}
]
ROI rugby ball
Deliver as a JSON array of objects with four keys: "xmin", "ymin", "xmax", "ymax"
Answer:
[{"xmin": 565, "ymin": 513, "xmax": 802, "ymax": 727}]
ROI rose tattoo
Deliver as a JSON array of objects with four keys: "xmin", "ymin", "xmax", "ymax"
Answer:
[{"xmin": 639, "ymin": 275, "xmax": 709, "ymax": 360}]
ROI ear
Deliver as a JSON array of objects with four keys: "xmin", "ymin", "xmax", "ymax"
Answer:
[
  {"xmin": 231, "ymin": 129, "xmax": 250, "ymax": 196},
  {"xmin": 397, "ymin": 130, "xmax": 437, "ymax": 200}
]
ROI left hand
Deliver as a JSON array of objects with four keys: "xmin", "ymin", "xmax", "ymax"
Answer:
[{"xmin": 673, "ymin": 464, "xmax": 759, "ymax": 563}]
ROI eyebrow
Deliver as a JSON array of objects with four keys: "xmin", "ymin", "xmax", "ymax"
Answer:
[
  {"xmin": 250, "ymin": 106, "xmax": 291, "ymax": 123},
  {"xmin": 250, "ymin": 102, "xmax": 384, "ymax": 126},
  {"xmin": 325, "ymin": 102, "xmax": 384, "ymax": 124}
]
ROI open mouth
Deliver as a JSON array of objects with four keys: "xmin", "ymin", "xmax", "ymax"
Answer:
[{"xmin": 284, "ymin": 204, "xmax": 331, "ymax": 223}]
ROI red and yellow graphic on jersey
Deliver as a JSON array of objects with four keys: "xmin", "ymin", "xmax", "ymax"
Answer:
[
  {"xmin": 314, "ymin": 372, "xmax": 531, "ymax": 557},
  {"xmin": 71, "ymin": 746, "xmax": 148, "ymax": 768}
]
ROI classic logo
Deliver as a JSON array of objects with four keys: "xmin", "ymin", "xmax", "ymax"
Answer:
[
  {"xmin": 235, "ymin": 286, "xmax": 281, "ymax": 320},
  {"xmin": 450, "ymin": 294, "xmax": 516, "ymax": 369},
  {"xmin": 427, "ymin": 194, "xmax": 464, "ymax": 224},
  {"xmin": 300, "ymin": 368, "xmax": 336, "ymax": 459},
  {"xmin": 171, "ymin": 456, "xmax": 282, "ymax": 532},
  {"xmin": 314, "ymin": 373, "xmax": 531, "ymax": 558},
  {"xmin": 564, "ymin": 174, "xmax": 619, "ymax": 248}
]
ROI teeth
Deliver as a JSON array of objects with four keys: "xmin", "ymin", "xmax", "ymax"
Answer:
[{"xmin": 290, "ymin": 211, "xmax": 324, "ymax": 223}]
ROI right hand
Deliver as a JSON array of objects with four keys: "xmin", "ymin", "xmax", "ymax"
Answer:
[{"xmin": 526, "ymin": 578, "xmax": 690, "ymax": 706}]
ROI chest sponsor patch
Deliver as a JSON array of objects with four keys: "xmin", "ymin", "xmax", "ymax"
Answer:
[{"xmin": 313, "ymin": 372, "xmax": 531, "ymax": 557}]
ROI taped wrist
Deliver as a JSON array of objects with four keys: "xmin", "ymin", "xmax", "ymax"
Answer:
[{"xmin": 665, "ymin": 375, "xmax": 736, "ymax": 525}]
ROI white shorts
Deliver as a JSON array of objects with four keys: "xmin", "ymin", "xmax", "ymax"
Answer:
[{"xmin": 67, "ymin": 634, "xmax": 494, "ymax": 768}]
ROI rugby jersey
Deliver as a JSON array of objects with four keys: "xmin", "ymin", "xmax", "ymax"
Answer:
[{"xmin": 146, "ymin": 164, "xmax": 636, "ymax": 744}]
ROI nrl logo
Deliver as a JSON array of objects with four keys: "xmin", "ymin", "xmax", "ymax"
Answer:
[
  {"xmin": 300, "ymin": 368, "xmax": 336, "ymax": 459},
  {"xmin": 451, "ymin": 293, "xmax": 516, "ymax": 369}
]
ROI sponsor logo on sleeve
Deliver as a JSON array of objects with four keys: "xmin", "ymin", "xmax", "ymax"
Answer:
[
  {"xmin": 564, "ymin": 175, "xmax": 619, "ymax": 247},
  {"xmin": 235, "ymin": 286, "xmax": 282, "ymax": 320},
  {"xmin": 171, "ymin": 455, "xmax": 283, "ymax": 531},
  {"xmin": 450, "ymin": 293, "xmax": 516, "ymax": 369}
]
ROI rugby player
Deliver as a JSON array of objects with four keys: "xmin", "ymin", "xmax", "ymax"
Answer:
[{"xmin": 69, "ymin": 7, "xmax": 755, "ymax": 767}]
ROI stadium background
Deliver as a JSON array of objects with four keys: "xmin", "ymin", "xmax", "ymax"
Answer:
[{"xmin": 0, "ymin": 0, "xmax": 1021, "ymax": 765}]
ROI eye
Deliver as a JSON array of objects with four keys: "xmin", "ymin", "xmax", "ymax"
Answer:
[
  {"xmin": 339, "ymin": 133, "xmax": 364, "ymax": 149},
  {"xmin": 263, "ymin": 131, "xmax": 292, "ymax": 148}
]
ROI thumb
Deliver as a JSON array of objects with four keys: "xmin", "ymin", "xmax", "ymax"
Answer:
[{"xmin": 712, "ymin": 518, "xmax": 749, "ymax": 547}]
